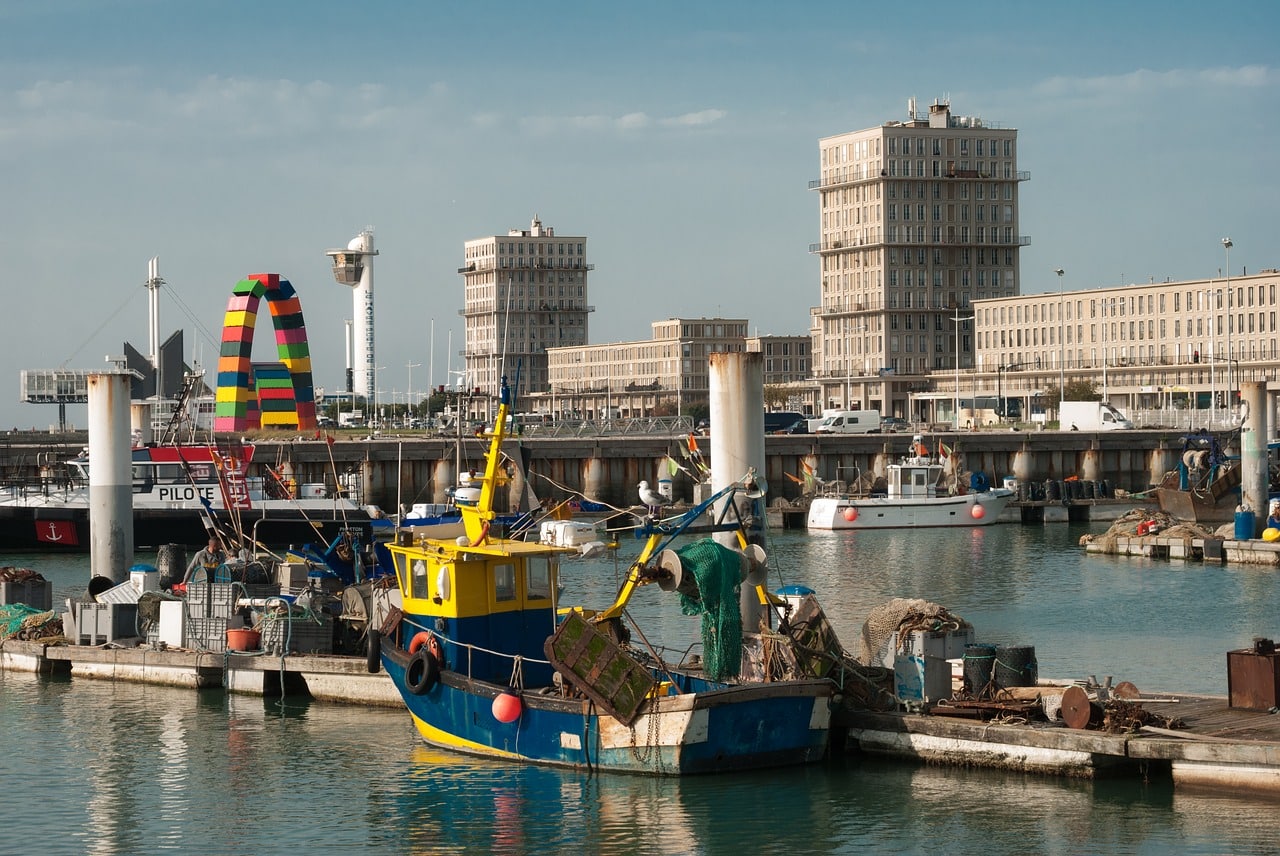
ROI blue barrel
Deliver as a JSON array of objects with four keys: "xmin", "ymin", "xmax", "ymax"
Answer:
[{"xmin": 1236, "ymin": 509, "xmax": 1256, "ymax": 540}]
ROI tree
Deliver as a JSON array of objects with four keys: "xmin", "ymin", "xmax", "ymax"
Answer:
[
  {"xmin": 763, "ymin": 384, "xmax": 790, "ymax": 411},
  {"xmin": 1044, "ymin": 379, "xmax": 1100, "ymax": 413}
]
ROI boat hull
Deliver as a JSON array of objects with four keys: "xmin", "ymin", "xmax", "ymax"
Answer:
[
  {"xmin": 0, "ymin": 505, "xmax": 371, "ymax": 551},
  {"xmin": 383, "ymin": 653, "xmax": 832, "ymax": 775},
  {"xmin": 806, "ymin": 489, "xmax": 1013, "ymax": 529}
]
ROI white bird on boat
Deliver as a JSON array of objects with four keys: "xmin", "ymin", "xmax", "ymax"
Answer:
[{"xmin": 638, "ymin": 480, "xmax": 671, "ymax": 514}]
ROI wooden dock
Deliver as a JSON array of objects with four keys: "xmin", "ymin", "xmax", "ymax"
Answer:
[
  {"xmin": 841, "ymin": 688, "xmax": 1280, "ymax": 792},
  {"xmin": 1085, "ymin": 532, "xmax": 1280, "ymax": 566}
]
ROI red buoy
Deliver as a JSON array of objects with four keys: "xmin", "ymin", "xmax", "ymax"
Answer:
[
  {"xmin": 492, "ymin": 692, "xmax": 522, "ymax": 723},
  {"xmin": 842, "ymin": 507, "xmax": 858, "ymax": 522},
  {"xmin": 970, "ymin": 504, "xmax": 985, "ymax": 520}
]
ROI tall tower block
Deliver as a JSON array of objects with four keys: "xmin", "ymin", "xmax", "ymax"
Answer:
[{"xmin": 326, "ymin": 229, "xmax": 378, "ymax": 399}]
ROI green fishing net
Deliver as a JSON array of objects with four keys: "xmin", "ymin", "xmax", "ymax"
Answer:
[{"xmin": 674, "ymin": 540, "xmax": 743, "ymax": 681}]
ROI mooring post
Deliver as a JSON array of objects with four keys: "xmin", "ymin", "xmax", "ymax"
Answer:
[{"xmin": 88, "ymin": 371, "xmax": 134, "ymax": 583}]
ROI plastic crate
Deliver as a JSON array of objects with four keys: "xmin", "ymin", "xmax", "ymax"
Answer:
[
  {"xmin": 261, "ymin": 614, "xmax": 333, "ymax": 656},
  {"xmin": 186, "ymin": 617, "xmax": 230, "ymax": 653},
  {"xmin": 96, "ymin": 580, "xmax": 141, "ymax": 605},
  {"xmin": 76, "ymin": 602, "xmax": 140, "ymax": 646},
  {"xmin": 0, "ymin": 579, "xmax": 53, "ymax": 611}
]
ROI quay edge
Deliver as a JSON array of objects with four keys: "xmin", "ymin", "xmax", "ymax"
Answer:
[{"xmin": 0, "ymin": 429, "xmax": 1198, "ymax": 516}]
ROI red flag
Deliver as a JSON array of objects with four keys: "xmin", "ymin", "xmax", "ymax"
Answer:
[
  {"xmin": 36, "ymin": 519, "xmax": 78, "ymax": 546},
  {"xmin": 326, "ymin": 433, "xmax": 336, "ymax": 446}
]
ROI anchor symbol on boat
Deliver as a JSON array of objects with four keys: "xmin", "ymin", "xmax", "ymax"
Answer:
[{"xmin": 44, "ymin": 522, "xmax": 64, "ymax": 541}]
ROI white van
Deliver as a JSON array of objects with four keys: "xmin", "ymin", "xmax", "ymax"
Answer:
[{"xmin": 814, "ymin": 410, "xmax": 882, "ymax": 435}]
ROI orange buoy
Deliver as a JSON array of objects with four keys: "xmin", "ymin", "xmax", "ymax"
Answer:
[
  {"xmin": 970, "ymin": 504, "xmax": 985, "ymax": 520},
  {"xmin": 408, "ymin": 631, "xmax": 432, "ymax": 654},
  {"xmin": 492, "ymin": 692, "xmax": 522, "ymax": 723},
  {"xmin": 842, "ymin": 506, "xmax": 858, "ymax": 522}
]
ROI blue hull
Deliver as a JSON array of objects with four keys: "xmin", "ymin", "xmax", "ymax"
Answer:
[{"xmin": 383, "ymin": 654, "xmax": 832, "ymax": 775}]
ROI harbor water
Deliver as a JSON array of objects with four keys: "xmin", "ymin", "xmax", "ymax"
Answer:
[{"xmin": 5, "ymin": 521, "xmax": 1280, "ymax": 855}]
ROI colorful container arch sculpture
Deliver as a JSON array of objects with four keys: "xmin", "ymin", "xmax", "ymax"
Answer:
[{"xmin": 213, "ymin": 273, "xmax": 317, "ymax": 432}]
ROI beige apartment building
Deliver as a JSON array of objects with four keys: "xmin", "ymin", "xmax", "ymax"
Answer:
[
  {"xmin": 458, "ymin": 217, "xmax": 592, "ymax": 402},
  {"xmin": 952, "ymin": 269, "xmax": 1280, "ymax": 424},
  {"xmin": 808, "ymin": 99, "xmax": 1029, "ymax": 419},
  {"xmin": 540, "ymin": 318, "xmax": 754, "ymax": 419}
]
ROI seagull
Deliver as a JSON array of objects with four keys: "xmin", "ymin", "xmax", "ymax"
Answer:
[{"xmin": 638, "ymin": 480, "xmax": 671, "ymax": 515}]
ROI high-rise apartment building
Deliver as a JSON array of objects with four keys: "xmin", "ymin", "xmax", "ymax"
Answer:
[
  {"xmin": 459, "ymin": 216, "xmax": 593, "ymax": 401},
  {"xmin": 809, "ymin": 100, "xmax": 1029, "ymax": 418}
]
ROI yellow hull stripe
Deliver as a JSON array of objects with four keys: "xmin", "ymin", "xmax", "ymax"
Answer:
[{"xmin": 410, "ymin": 711, "xmax": 524, "ymax": 759}]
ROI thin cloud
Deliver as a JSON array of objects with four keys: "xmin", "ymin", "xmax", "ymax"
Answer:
[
  {"xmin": 1035, "ymin": 65, "xmax": 1275, "ymax": 98},
  {"xmin": 661, "ymin": 109, "xmax": 727, "ymax": 126}
]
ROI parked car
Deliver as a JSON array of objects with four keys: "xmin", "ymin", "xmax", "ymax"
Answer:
[
  {"xmin": 881, "ymin": 417, "xmax": 909, "ymax": 433},
  {"xmin": 785, "ymin": 419, "xmax": 810, "ymax": 434}
]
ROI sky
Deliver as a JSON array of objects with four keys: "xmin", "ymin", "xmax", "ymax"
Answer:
[{"xmin": 2, "ymin": 0, "xmax": 1276, "ymax": 429}]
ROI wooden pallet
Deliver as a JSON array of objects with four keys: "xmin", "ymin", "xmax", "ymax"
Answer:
[{"xmin": 544, "ymin": 612, "xmax": 656, "ymax": 726}]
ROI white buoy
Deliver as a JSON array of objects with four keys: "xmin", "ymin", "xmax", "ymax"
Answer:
[{"xmin": 88, "ymin": 371, "xmax": 134, "ymax": 583}]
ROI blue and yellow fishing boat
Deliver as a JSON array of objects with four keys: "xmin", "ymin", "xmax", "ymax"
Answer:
[{"xmin": 372, "ymin": 377, "xmax": 834, "ymax": 774}]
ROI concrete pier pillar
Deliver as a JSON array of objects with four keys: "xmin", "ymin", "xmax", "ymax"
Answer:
[
  {"xmin": 1241, "ymin": 381, "xmax": 1269, "ymax": 530},
  {"xmin": 432, "ymin": 458, "xmax": 455, "ymax": 505},
  {"xmin": 582, "ymin": 456, "xmax": 607, "ymax": 504},
  {"xmin": 1148, "ymin": 446, "xmax": 1175, "ymax": 488},
  {"xmin": 130, "ymin": 403, "xmax": 153, "ymax": 446},
  {"xmin": 708, "ymin": 352, "xmax": 766, "ymax": 634},
  {"xmin": 1081, "ymin": 448, "xmax": 1103, "ymax": 483},
  {"xmin": 88, "ymin": 372, "xmax": 134, "ymax": 583},
  {"xmin": 1012, "ymin": 447, "xmax": 1035, "ymax": 482}
]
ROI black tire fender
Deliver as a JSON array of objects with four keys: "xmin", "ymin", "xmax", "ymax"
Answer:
[
  {"xmin": 406, "ymin": 649, "xmax": 440, "ymax": 695},
  {"xmin": 366, "ymin": 630, "xmax": 381, "ymax": 674}
]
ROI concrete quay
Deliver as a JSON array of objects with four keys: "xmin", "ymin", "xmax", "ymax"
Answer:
[
  {"xmin": 0, "ymin": 429, "xmax": 1200, "ymax": 514},
  {"xmin": 0, "ymin": 639, "xmax": 400, "ymax": 705},
  {"xmin": 9, "ymin": 637, "xmax": 1280, "ymax": 794}
]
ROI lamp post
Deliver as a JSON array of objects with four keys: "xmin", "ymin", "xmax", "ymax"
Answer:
[
  {"xmin": 1223, "ymin": 238, "xmax": 1234, "ymax": 417},
  {"xmin": 951, "ymin": 306, "xmax": 973, "ymax": 430},
  {"xmin": 1055, "ymin": 269, "xmax": 1065, "ymax": 411},
  {"xmin": 406, "ymin": 360, "xmax": 421, "ymax": 421}
]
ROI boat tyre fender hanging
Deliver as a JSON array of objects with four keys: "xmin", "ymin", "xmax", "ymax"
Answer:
[
  {"xmin": 366, "ymin": 630, "xmax": 381, "ymax": 674},
  {"xmin": 406, "ymin": 649, "xmax": 440, "ymax": 695}
]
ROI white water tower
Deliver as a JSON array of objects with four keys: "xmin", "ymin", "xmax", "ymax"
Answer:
[{"xmin": 326, "ymin": 229, "xmax": 378, "ymax": 399}]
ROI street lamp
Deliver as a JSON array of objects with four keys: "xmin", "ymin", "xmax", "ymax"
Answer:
[
  {"xmin": 1055, "ymin": 269, "xmax": 1065, "ymax": 409},
  {"xmin": 1223, "ymin": 238, "xmax": 1234, "ymax": 416},
  {"xmin": 406, "ymin": 360, "xmax": 421, "ymax": 421},
  {"xmin": 951, "ymin": 306, "xmax": 973, "ymax": 430}
]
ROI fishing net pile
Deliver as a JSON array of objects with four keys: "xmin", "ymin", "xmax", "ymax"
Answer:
[
  {"xmin": 0, "ymin": 604, "xmax": 62, "ymax": 641},
  {"xmin": 1079, "ymin": 508, "xmax": 1215, "ymax": 551},
  {"xmin": 673, "ymin": 540, "xmax": 743, "ymax": 681},
  {"xmin": 856, "ymin": 597, "xmax": 971, "ymax": 667}
]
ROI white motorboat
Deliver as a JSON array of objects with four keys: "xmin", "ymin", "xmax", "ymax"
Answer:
[{"xmin": 806, "ymin": 436, "xmax": 1013, "ymax": 530}]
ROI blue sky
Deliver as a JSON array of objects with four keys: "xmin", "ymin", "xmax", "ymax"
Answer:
[{"xmin": 2, "ymin": 0, "xmax": 1276, "ymax": 429}]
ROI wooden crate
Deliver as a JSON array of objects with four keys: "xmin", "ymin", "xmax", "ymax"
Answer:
[{"xmin": 544, "ymin": 612, "xmax": 655, "ymax": 725}]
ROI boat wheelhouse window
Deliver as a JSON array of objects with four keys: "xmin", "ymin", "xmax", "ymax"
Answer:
[
  {"xmin": 494, "ymin": 563, "xmax": 517, "ymax": 602},
  {"xmin": 527, "ymin": 558, "xmax": 552, "ymax": 601},
  {"xmin": 410, "ymin": 559, "xmax": 430, "ymax": 600}
]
